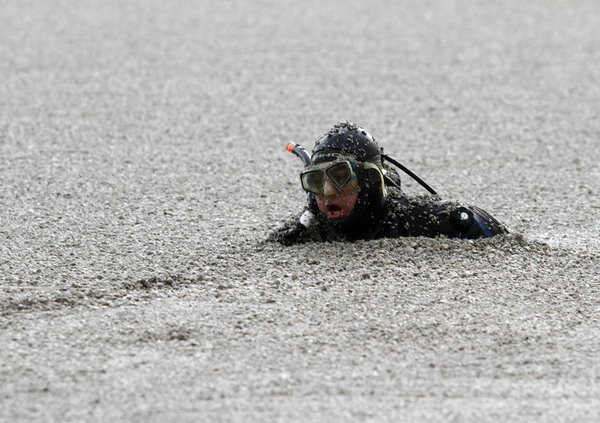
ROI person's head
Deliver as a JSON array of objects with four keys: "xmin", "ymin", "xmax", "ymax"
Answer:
[{"xmin": 300, "ymin": 122, "xmax": 386, "ymax": 229}]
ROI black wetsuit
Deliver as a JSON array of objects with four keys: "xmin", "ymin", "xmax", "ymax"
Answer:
[
  {"xmin": 373, "ymin": 191, "xmax": 506, "ymax": 239},
  {"xmin": 274, "ymin": 188, "xmax": 507, "ymax": 245}
]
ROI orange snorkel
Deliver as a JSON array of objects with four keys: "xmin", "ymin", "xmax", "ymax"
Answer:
[{"xmin": 285, "ymin": 142, "xmax": 312, "ymax": 167}]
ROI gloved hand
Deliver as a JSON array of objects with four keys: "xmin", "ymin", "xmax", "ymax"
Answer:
[
  {"xmin": 450, "ymin": 205, "xmax": 508, "ymax": 238},
  {"xmin": 274, "ymin": 223, "xmax": 306, "ymax": 245}
]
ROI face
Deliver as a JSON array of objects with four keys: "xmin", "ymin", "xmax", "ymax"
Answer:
[{"xmin": 313, "ymin": 163, "xmax": 360, "ymax": 220}]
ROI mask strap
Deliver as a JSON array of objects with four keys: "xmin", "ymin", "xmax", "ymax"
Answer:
[
  {"xmin": 381, "ymin": 154, "xmax": 438, "ymax": 196},
  {"xmin": 363, "ymin": 162, "xmax": 387, "ymax": 197}
]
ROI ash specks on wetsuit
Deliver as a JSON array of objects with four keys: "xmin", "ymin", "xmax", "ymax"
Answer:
[{"xmin": 273, "ymin": 122, "xmax": 507, "ymax": 244}]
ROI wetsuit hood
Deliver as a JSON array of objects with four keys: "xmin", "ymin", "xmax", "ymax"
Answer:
[
  {"xmin": 310, "ymin": 122, "xmax": 386, "ymax": 238},
  {"xmin": 311, "ymin": 122, "xmax": 382, "ymax": 167}
]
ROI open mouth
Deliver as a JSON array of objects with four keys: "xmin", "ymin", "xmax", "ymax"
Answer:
[
  {"xmin": 316, "ymin": 192, "xmax": 358, "ymax": 221},
  {"xmin": 325, "ymin": 203, "xmax": 348, "ymax": 219},
  {"xmin": 327, "ymin": 204, "xmax": 342, "ymax": 213}
]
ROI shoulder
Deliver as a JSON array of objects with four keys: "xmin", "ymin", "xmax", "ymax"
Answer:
[{"xmin": 383, "ymin": 194, "xmax": 507, "ymax": 238}]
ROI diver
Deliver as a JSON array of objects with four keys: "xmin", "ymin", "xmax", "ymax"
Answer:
[{"xmin": 274, "ymin": 121, "xmax": 507, "ymax": 245}]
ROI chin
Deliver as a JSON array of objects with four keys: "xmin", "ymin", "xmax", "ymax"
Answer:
[{"xmin": 326, "ymin": 214, "xmax": 349, "ymax": 221}]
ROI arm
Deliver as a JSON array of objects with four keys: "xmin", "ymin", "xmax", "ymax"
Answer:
[
  {"xmin": 273, "ymin": 209, "xmax": 316, "ymax": 245},
  {"xmin": 391, "ymin": 195, "xmax": 507, "ymax": 239}
]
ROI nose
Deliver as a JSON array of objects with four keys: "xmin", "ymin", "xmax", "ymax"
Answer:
[{"xmin": 321, "ymin": 177, "xmax": 339, "ymax": 197}]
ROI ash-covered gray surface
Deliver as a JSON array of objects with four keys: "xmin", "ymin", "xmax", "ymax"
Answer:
[{"xmin": 1, "ymin": 1, "xmax": 599, "ymax": 421}]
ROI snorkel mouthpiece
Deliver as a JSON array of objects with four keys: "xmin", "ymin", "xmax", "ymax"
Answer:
[{"xmin": 286, "ymin": 142, "xmax": 312, "ymax": 167}]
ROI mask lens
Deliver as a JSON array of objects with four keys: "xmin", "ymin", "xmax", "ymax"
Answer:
[
  {"xmin": 301, "ymin": 171, "xmax": 324, "ymax": 194},
  {"xmin": 300, "ymin": 161, "xmax": 356, "ymax": 194},
  {"xmin": 326, "ymin": 162, "xmax": 352, "ymax": 189}
]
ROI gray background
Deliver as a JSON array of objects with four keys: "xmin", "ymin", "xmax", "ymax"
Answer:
[{"xmin": 1, "ymin": 0, "xmax": 599, "ymax": 421}]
